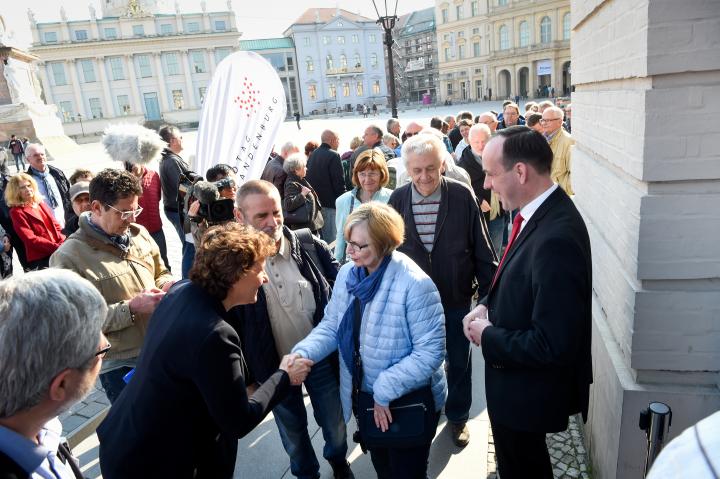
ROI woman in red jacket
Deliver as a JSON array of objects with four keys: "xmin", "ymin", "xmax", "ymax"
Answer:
[{"xmin": 5, "ymin": 173, "xmax": 64, "ymax": 270}]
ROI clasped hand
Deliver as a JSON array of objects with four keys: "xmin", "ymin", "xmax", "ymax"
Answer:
[
  {"xmin": 462, "ymin": 304, "xmax": 492, "ymax": 346},
  {"xmin": 280, "ymin": 353, "xmax": 314, "ymax": 386}
]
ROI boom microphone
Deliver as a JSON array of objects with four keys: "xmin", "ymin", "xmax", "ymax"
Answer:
[
  {"xmin": 192, "ymin": 181, "xmax": 220, "ymax": 205},
  {"xmin": 102, "ymin": 124, "xmax": 166, "ymax": 165}
]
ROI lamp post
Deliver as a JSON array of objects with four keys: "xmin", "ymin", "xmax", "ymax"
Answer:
[
  {"xmin": 372, "ymin": 0, "xmax": 399, "ymax": 118},
  {"xmin": 76, "ymin": 113, "xmax": 85, "ymax": 136}
]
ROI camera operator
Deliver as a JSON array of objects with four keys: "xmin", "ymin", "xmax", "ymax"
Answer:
[{"xmin": 183, "ymin": 164, "xmax": 238, "ymax": 274}]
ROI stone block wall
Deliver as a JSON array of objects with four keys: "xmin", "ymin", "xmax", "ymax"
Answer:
[{"xmin": 571, "ymin": 0, "xmax": 720, "ymax": 477}]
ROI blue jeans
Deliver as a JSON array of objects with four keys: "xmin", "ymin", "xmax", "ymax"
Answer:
[
  {"xmin": 100, "ymin": 366, "xmax": 134, "ymax": 404},
  {"xmin": 164, "ymin": 209, "xmax": 185, "ymax": 247},
  {"xmin": 181, "ymin": 241, "xmax": 195, "ymax": 279},
  {"xmin": 319, "ymin": 207, "xmax": 336, "ymax": 244},
  {"xmin": 272, "ymin": 356, "xmax": 347, "ymax": 479},
  {"xmin": 13, "ymin": 153, "xmax": 25, "ymax": 171},
  {"xmin": 488, "ymin": 213, "xmax": 509, "ymax": 257},
  {"xmin": 444, "ymin": 307, "xmax": 472, "ymax": 424}
]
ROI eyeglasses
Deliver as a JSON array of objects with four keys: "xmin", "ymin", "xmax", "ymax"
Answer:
[
  {"xmin": 358, "ymin": 171, "xmax": 381, "ymax": 179},
  {"xmin": 96, "ymin": 342, "xmax": 112, "ymax": 359},
  {"xmin": 405, "ymin": 131, "xmax": 419, "ymax": 137},
  {"xmin": 540, "ymin": 118, "xmax": 562, "ymax": 124},
  {"xmin": 105, "ymin": 204, "xmax": 143, "ymax": 221},
  {"xmin": 346, "ymin": 241, "xmax": 370, "ymax": 252}
]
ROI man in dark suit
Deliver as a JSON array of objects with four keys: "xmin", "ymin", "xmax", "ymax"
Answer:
[
  {"xmin": 305, "ymin": 130, "xmax": 346, "ymax": 242},
  {"xmin": 463, "ymin": 126, "xmax": 592, "ymax": 479}
]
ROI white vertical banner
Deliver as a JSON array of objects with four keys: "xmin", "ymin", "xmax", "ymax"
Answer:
[{"xmin": 195, "ymin": 51, "xmax": 287, "ymax": 183}]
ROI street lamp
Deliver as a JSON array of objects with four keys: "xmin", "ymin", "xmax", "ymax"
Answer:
[
  {"xmin": 372, "ymin": 0, "xmax": 399, "ymax": 118},
  {"xmin": 76, "ymin": 113, "xmax": 85, "ymax": 136}
]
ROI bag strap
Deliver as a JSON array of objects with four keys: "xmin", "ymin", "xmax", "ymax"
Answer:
[
  {"xmin": 295, "ymin": 228, "xmax": 322, "ymax": 271},
  {"xmin": 57, "ymin": 442, "xmax": 85, "ymax": 479},
  {"xmin": 82, "ymin": 236, "xmax": 155, "ymax": 275}
]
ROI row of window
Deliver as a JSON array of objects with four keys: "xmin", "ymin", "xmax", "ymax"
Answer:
[
  {"xmin": 48, "ymin": 49, "xmax": 232, "ymax": 86},
  {"xmin": 305, "ymin": 53, "xmax": 379, "ymax": 72},
  {"xmin": 303, "ymin": 33, "xmax": 377, "ymax": 47},
  {"xmin": 499, "ymin": 14, "xmax": 570, "ymax": 50},
  {"xmin": 440, "ymin": 0, "xmax": 512, "ymax": 23},
  {"xmin": 307, "ymin": 81, "xmax": 381, "ymax": 100},
  {"xmin": 57, "ymin": 86, "xmax": 209, "ymax": 120},
  {"xmin": 42, "ymin": 20, "xmax": 227, "ymax": 44}
]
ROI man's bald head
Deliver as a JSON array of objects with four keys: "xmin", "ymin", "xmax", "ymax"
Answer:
[
  {"xmin": 477, "ymin": 112, "xmax": 499, "ymax": 133},
  {"xmin": 468, "ymin": 124, "xmax": 492, "ymax": 156},
  {"xmin": 320, "ymin": 130, "xmax": 340, "ymax": 150}
]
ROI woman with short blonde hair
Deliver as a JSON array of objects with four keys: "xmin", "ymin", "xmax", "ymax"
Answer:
[{"xmin": 5, "ymin": 173, "xmax": 64, "ymax": 270}]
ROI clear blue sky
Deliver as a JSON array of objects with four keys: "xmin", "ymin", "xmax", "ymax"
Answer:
[{"xmin": 2, "ymin": 0, "xmax": 434, "ymax": 50}]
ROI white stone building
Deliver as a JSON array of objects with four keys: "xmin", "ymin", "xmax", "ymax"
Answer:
[
  {"xmin": 284, "ymin": 8, "xmax": 388, "ymax": 115},
  {"xmin": 28, "ymin": 0, "xmax": 241, "ymax": 136}
]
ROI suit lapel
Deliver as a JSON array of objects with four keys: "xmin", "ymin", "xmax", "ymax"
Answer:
[
  {"xmin": 24, "ymin": 204, "xmax": 46, "ymax": 223},
  {"xmin": 491, "ymin": 187, "xmax": 565, "ymax": 293}
]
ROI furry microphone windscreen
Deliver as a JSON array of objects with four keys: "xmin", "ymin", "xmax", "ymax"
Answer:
[{"xmin": 102, "ymin": 124, "xmax": 166, "ymax": 165}]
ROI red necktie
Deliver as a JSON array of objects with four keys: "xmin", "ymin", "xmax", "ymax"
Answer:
[{"xmin": 491, "ymin": 213, "xmax": 524, "ymax": 289}]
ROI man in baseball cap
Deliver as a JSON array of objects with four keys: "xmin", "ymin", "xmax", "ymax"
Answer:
[{"xmin": 63, "ymin": 181, "xmax": 90, "ymax": 236}]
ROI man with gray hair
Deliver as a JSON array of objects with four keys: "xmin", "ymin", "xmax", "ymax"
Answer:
[
  {"xmin": 542, "ymin": 106, "xmax": 574, "ymax": 195},
  {"xmin": 349, "ymin": 124, "xmax": 395, "ymax": 172},
  {"xmin": 262, "ymin": 141, "xmax": 300, "ymax": 199},
  {"xmin": 386, "ymin": 118, "xmax": 401, "ymax": 138},
  {"xmin": 0, "ymin": 269, "xmax": 109, "ymax": 477},
  {"xmin": 476, "ymin": 111, "xmax": 499, "ymax": 134},
  {"xmin": 388, "ymin": 133, "xmax": 497, "ymax": 448},
  {"xmin": 25, "ymin": 143, "xmax": 71, "ymax": 227}
]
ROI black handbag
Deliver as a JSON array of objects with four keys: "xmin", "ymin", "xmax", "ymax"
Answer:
[
  {"xmin": 284, "ymin": 195, "xmax": 313, "ymax": 225},
  {"xmin": 351, "ymin": 299, "xmax": 436, "ymax": 450}
]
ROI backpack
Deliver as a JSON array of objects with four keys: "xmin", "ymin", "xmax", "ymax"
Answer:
[{"xmin": 294, "ymin": 227, "xmax": 322, "ymax": 272}]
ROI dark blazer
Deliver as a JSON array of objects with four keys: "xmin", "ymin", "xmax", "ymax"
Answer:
[
  {"xmin": 388, "ymin": 177, "xmax": 497, "ymax": 309},
  {"xmin": 9, "ymin": 202, "xmax": 64, "ymax": 262},
  {"xmin": 283, "ymin": 173, "xmax": 324, "ymax": 232},
  {"xmin": 448, "ymin": 126, "xmax": 462, "ymax": 149},
  {"xmin": 97, "ymin": 281, "xmax": 290, "ymax": 479},
  {"xmin": 260, "ymin": 155, "xmax": 288, "ymax": 198},
  {"xmin": 480, "ymin": 187, "xmax": 592, "ymax": 433},
  {"xmin": 456, "ymin": 148, "xmax": 491, "ymax": 206},
  {"xmin": 305, "ymin": 143, "xmax": 346, "ymax": 208},
  {"xmin": 231, "ymin": 226, "xmax": 339, "ymax": 383},
  {"xmin": 26, "ymin": 165, "xmax": 72, "ymax": 225}
]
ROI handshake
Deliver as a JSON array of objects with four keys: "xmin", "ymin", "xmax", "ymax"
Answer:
[{"xmin": 279, "ymin": 353, "xmax": 314, "ymax": 386}]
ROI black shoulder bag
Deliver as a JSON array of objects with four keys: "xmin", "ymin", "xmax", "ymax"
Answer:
[{"xmin": 351, "ymin": 298, "xmax": 436, "ymax": 451}]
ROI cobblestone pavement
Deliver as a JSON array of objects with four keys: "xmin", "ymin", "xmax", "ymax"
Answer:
[{"xmin": 487, "ymin": 414, "xmax": 591, "ymax": 479}]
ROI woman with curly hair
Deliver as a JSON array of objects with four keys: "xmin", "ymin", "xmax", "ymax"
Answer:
[
  {"xmin": 4, "ymin": 172, "xmax": 64, "ymax": 270},
  {"xmin": 98, "ymin": 222, "xmax": 314, "ymax": 478}
]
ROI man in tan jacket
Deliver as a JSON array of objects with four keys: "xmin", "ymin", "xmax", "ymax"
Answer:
[
  {"xmin": 542, "ymin": 106, "xmax": 575, "ymax": 195},
  {"xmin": 51, "ymin": 169, "xmax": 174, "ymax": 402}
]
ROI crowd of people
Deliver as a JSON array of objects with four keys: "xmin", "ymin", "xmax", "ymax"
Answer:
[{"xmin": 0, "ymin": 99, "xmax": 594, "ymax": 479}]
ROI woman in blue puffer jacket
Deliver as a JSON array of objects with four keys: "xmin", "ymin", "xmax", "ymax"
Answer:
[{"xmin": 292, "ymin": 202, "xmax": 446, "ymax": 479}]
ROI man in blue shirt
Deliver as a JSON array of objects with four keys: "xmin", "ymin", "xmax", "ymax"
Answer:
[{"xmin": 0, "ymin": 269, "xmax": 109, "ymax": 478}]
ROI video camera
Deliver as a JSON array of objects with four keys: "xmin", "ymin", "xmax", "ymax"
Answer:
[{"xmin": 189, "ymin": 180, "xmax": 235, "ymax": 225}]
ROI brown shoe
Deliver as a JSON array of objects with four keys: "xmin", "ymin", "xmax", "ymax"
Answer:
[{"xmin": 451, "ymin": 422, "xmax": 470, "ymax": 447}]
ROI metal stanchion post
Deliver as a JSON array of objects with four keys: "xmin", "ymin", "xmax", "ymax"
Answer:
[{"xmin": 639, "ymin": 401, "xmax": 672, "ymax": 476}]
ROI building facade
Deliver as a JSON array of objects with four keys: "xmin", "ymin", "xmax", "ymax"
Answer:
[
  {"xmin": 284, "ymin": 8, "xmax": 388, "ymax": 115},
  {"xmin": 28, "ymin": 1, "xmax": 240, "ymax": 136},
  {"xmin": 435, "ymin": 0, "xmax": 570, "ymax": 102},
  {"xmin": 391, "ymin": 8, "xmax": 439, "ymax": 104},
  {"xmin": 239, "ymin": 38, "xmax": 302, "ymax": 116}
]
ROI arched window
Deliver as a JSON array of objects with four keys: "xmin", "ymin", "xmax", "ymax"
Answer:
[
  {"xmin": 306, "ymin": 56, "xmax": 313, "ymax": 72},
  {"xmin": 499, "ymin": 25, "xmax": 509, "ymax": 50},
  {"xmin": 563, "ymin": 13, "xmax": 571, "ymax": 40},
  {"xmin": 519, "ymin": 21, "xmax": 529, "ymax": 47},
  {"xmin": 340, "ymin": 54, "xmax": 347, "ymax": 68},
  {"xmin": 498, "ymin": 0, "xmax": 507, "ymax": 5},
  {"xmin": 540, "ymin": 16, "xmax": 552, "ymax": 43},
  {"xmin": 353, "ymin": 53, "xmax": 361, "ymax": 68},
  {"xmin": 326, "ymin": 54, "xmax": 333, "ymax": 69}
]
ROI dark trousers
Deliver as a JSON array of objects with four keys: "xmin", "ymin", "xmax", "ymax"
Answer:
[
  {"xmin": 100, "ymin": 367, "xmax": 134, "ymax": 404},
  {"xmin": 24, "ymin": 256, "xmax": 50, "ymax": 272},
  {"xmin": 490, "ymin": 419, "xmax": 553, "ymax": 479},
  {"xmin": 368, "ymin": 412, "xmax": 440, "ymax": 479},
  {"xmin": 149, "ymin": 229, "xmax": 171, "ymax": 271},
  {"xmin": 444, "ymin": 307, "xmax": 472, "ymax": 424}
]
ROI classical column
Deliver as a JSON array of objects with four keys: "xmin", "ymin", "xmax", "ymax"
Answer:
[
  {"xmin": 124, "ymin": 54, "xmax": 143, "ymax": 114},
  {"xmin": 152, "ymin": 52, "xmax": 171, "ymax": 112},
  {"xmin": 36, "ymin": 62, "xmax": 54, "ymax": 106},
  {"xmin": 181, "ymin": 50, "xmax": 198, "ymax": 109},
  {"xmin": 208, "ymin": 48, "xmax": 217, "ymax": 75},
  {"xmin": 95, "ymin": 57, "xmax": 115, "ymax": 117},
  {"xmin": 65, "ymin": 60, "xmax": 85, "ymax": 117}
]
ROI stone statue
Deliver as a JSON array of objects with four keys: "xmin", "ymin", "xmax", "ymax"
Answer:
[
  {"xmin": 201, "ymin": 1, "xmax": 207, "ymax": 13},
  {"xmin": 27, "ymin": 9, "xmax": 36, "ymax": 25},
  {"xmin": 175, "ymin": 1, "xmax": 180, "ymax": 14},
  {"xmin": 3, "ymin": 58, "xmax": 31, "ymax": 104},
  {"xmin": 89, "ymin": 4, "xmax": 96, "ymax": 20},
  {"xmin": 227, "ymin": 0, "xmax": 232, "ymax": 11},
  {"xmin": 60, "ymin": 6, "xmax": 67, "ymax": 22}
]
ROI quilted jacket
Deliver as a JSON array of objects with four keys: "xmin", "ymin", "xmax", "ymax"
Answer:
[{"xmin": 293, "ymin": 250, "xmax": 447, "ymax": 422}]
